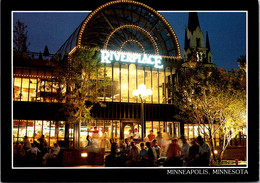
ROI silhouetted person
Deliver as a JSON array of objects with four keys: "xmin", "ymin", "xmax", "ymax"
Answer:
[{"xmin": 196, "ymin": 136, "xmax": 211, "ymax": 166}]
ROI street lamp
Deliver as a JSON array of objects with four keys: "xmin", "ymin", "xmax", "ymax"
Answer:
[{"xmin": 133, "ymin": 84, "xmax": 153, "ymax": 141}]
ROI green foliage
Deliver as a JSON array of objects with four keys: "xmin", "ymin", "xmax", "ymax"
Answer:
[
  {"xmin": 237, "ymin": 55, "xmax": 246, "ymax": 73},
  {"xmin": 55, "ymin": 46, "xmax": 109, "ymax": 124}
]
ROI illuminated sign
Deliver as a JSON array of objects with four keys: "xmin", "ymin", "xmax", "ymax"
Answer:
[{"xmin": 101, "ymin": 50, "xmax": 163, "ymax": 69}]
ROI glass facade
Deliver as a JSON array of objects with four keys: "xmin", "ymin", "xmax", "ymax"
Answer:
[
  {"xmin": 13, "ymin": 56, "xmax": 180, "ymax": 149},
  {"xmin": 13, "ymin": 61, "xmax": 174, "ymax": 104},
  {"xmin": 73, "ymin": 120, "xmax": 179, "ymax": 149},
  {"xmin": 13, "ymin": 120, "xmax": 72, "ymax": 147},
  {"xmin": 102, "ymin": 63, "xmax": 173, "ymax": 104},
  {"xmin": 13, "ymin": 68, "xmax": 65, "ymax": 103},
  {"xmin": 184, "ymin": 124, "xmax": 247, "ymax": 146},
  {"xmin": 184, "ymin": 124, "xmax": 210, "ymax": 141}
]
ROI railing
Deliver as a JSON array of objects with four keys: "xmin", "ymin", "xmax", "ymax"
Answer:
[{"xmin": 13, "ymin": 51, "xmax": 55, "ymax": 61}]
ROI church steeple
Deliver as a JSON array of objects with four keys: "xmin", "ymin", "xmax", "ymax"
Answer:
[
  {"xmin": 184, "ymin": 26, "xmax": 189, "ymax": 51},
  {"xmin": 188, "ymin": 12, "xmax": 200, "ymax": 33},
  {"xmin": 183, "ymin": 12, "xmax": 215, "ymax": 67},
  {"xmin": 206, "ymin": 31, "xmax": 211, "ymax": 51}
]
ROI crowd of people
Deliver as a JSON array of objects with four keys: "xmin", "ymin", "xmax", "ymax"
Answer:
[
  {"xmin": 13, "ymin": 135, "xmax": 60, "ymax": 166},
  {"xmin": 85, "ymin": 127, "xmax": 110, "ymax": 152},
  {"xmin": 105, "ymin": 130, "xmax": 211, "ymax": 167},
  {"xmin": 13, "ymin": 128, "xmax": 211, "ymax": 167}
]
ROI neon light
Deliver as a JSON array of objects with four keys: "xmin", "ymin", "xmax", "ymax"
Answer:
[{"xmin": 101, "ymin": 50, "xmax": 163, "ymax": 69}]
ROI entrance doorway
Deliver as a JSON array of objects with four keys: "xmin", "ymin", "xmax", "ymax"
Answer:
[{"xmin": 122, "ymin": 122, "xmax": 142, "ymax": 140}]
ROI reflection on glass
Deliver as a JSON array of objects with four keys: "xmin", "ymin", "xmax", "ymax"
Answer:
[
  {"xmin": 69, "ymin": 123, "xmax": 74, "ymax": 148},
  {"xmin": 43, "ymin": 120, "xmax": 50, "ymax": 145},
  {"xmin": 137, "ymin": 65, "xmax": 144, "ymax": 103},
  {"xmin": 165, "ymin": 67, "xmax": 171, "ymax": 103},
  {"xmin": 35, "ymin": 120, "xmax": 42, "ymax": 140},
  {"xmin": 45, "ymin": 80, "xmax": 53, "ymax": 102},
  {"xmin": 18, "ymin": 120, "xmax": 26, "ymax": 140},
  {"xmin": 112, "ymin": 120, "xmax": 120, "ymax": 145},
  {"xmin": 21, "ymin": 78, "xmax": 29, "ymax": 101},
  {"xmin": 189, "ymin": 124, "xmax": 194, "ymax": 139},
  {"xmin": 13, "ymin": 78, "xmax": 22, "ymax": 101},
  {"xmin": 158, "ymin": 69, "xmax": 165, "ymax": 104},
  {"xmin": 167, "ymin": 122, "xmax": 173, "ymax": 138},
  {"xmin": 184, "ymin": 124, "xmax": 189, "ymax": 139},
  {"xmin": 113, "ymin": 63, "xmax": 120, "ymax": 102},
  {"xmin": 39, "ymin": 79, "xmax": 45, "ymax": 102},
  {"xmin": 80, "ymin": 121, "xmax": 88, "ymax": 147},
  {"xmin": 153, "ymin": 121, "xmax": 159, "ymax": 135},
  {"xmin": 98, "ymin": 66, "xmax": 105, "ymax": 101},
  {"xmin": 129, "ymin": 64, "xmax": 136, "ymax": 102},
  {"xmin": 29, "ymin": 79, "xmax": 37, "ymax": 101},
  {"xmin": 13, "ymin": 120, "xmax": 18, "ymax": 142},
  {"xmin": 145, "ymin": 67, "xmax": 152, "ymax": 103},
  {"xmin": 152, "ymin": 68, "xmax": 158, "ymax": 103},
  {"xmin": 58, "ymin": 121, "xmax": 65, "ymax": 141},
  {"xmin": 199, "ymin": 125, "xmax": 209, "ymax": 138},
  {"xmin": 105, "ymin": 120, "xmax": 112, "ymax": 139},
  {"xmin": 105, "ymin": 64, "xmax": 112, "ymax": 101},
  {"xmin": 124, "ymin": 125, "xmax": 132, "ymax": 140},
  {"xmin": 121, "ymin": 63, "xmax": 128, "ymax": 102},
  {"xmin": 194, "ymin": 125, "xmax": 199, "ymax": 137},
  {"xmin": 27, "ymin": 120, "xmax": 34, "ymax": 143},
  {"xmin": 97, "ymin": 120, "xmax": 104, "ymax": 137},
  {"xmin": 104, "ymin": 120, "xmax": 112, "ymax": 151},
  {"xmin": 145, "ymin": 121, "xmax": 152, "ymax": 138},
  {"xmin": 50, "ymin": 122, "xmax": 56, "ymax": 147},
  {"xmin": 160, "ymin": 121, "xmax": 165, "ymax": 132},
  {"xmin": 174, "ymin": 122, "xmax": 180, "ymax": 137}
]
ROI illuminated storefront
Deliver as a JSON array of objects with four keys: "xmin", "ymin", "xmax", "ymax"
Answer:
[
  {"xmin": 13, "ymin": 0, "xmax": 185, "ymax": 149},
  {"xmin": 17, "ymin": 1, "xmax": 249, "ymax": 150}
]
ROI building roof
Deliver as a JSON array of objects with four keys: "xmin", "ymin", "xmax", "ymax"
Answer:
[
  {"xmin": 54, "ymin": 0, "xmax": 182, "ymax": 61},
  {"xmin": 206, "ymin": 31, "xmax": 211, "ymax": 51},
  {"xmin": 187, "ymin": 12, "xmax": 200, "ymax": 33}
]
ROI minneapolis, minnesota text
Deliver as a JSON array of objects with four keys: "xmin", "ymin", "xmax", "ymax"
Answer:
[{"xmin": 167, "ymin": 169, "xmax": 249, "ymax": 175}]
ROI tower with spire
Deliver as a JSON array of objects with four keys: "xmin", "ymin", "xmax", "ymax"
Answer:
[{"xmin": 183, "ymin": 12, "xmax": 215, "ymax": 67}]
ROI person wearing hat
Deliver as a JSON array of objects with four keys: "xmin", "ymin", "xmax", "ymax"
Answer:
[{"xmin": 180, "ymin": 135, "xmax": 190, "ymax": 165}]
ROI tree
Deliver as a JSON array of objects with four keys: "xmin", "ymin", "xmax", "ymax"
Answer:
[
  {"xmin": 43, "ymin": 45, "xmax": 50, "ymax": 56},
  {"xmin": 55, "ymin": 46, "xmax": 109, "ymax": 148},
  {"xmin": 173, "ymin": 66, "xmax": 246, "ymax": 162},
  {"xmin": 237, "ymin": 55, "xmax": 246, "ymax": 73},
  {"xmin": 13, "ymin": 20, "xmax": 30, "ymax": 52}
]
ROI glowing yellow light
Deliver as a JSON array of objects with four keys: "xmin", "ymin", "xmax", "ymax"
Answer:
[
  {"xmin": 76, "ymin": 0, "xmax": 182, "ymax": 57},
  {"xmin": 81, "ymin": 153, "xmax": 88, "ymax": 158},
  {"xmin": 122, "ymin": 84, "xmax": 128, "ymax": 89},
  {"xmin": 133, "ymin": 84, "xmax": 153, "ymax": 99},
  {"xmin": 214, "ymin": 150, "xmax": 218, "ymax": 154}
]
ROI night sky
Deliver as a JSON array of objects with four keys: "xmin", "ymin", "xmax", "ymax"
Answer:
[{"xmin": 13, "ymin": 11, "xmax": 246, "ymax": 71}]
